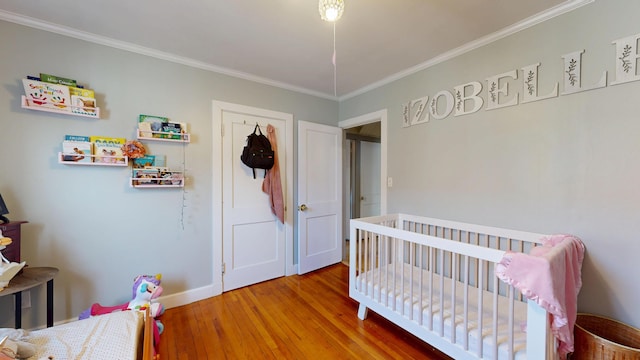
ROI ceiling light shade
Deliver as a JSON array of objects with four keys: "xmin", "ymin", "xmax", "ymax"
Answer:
[{"xmin": 319, "ymin": 0, "xmax": 344, "ymax": 22}]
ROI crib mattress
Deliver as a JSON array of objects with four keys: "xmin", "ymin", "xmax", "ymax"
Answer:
[
  {"xmin": 25, "ymin": 310, "xmax": 144, "ymax": 360},
  {"xmin": 356, "ymin": 263, "xmax": 528, "ymax": 360}
]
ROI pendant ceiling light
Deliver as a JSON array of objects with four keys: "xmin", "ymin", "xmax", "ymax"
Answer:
[{"xmin": 319, "ymin": 0, "xmax": 345, "ymax": 22}]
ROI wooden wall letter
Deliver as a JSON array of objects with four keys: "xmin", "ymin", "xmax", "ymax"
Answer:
[
  {"xmin": 485, "ymin": 70, "xmax": 519, "ymax": 110},
  {"xmin": 453, "ymin": 81, "xmax": 484, "ymax": 116},
  {"xmin": 561, "ymin": 50, "xmax": 606, "ymax": 94},
  {"xmin": 521, "ymin": 63, "xmax": 558, "ymax": 103},
  {"xmin": 611, "ymin": 33, "xmax": 640, "ymax": 85},
  {"xmin": 429, "ymin": 91, "xmax": 454, "ymax": 120}
]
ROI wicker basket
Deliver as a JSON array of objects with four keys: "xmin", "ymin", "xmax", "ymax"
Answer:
[{"xmin": 572, "ymin": 313, "xmax": 640, "ymax": 360}]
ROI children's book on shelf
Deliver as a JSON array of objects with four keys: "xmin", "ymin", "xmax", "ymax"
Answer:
[
  {"xmin": 69, "ymin": 86, "xmax": 94, "ymax": 98},
  {"xmin": 132, "ymin": 166, "xmax": 183, "ymax": 186},
  {"xmin": 139, "ymin": 115, "xmax": 168, "ymax": 138},
  {"xmin": 22, "ymin": 78, "xmax": 71, "ymax": 111},
  {"xmin": 71, "ymin": 95, "xmax": 97, "ymax": 116},
  {"xmin": 146, "ymin": 167, "xmax": 182, "ymax": 185},
  {"xmin": 132, "ymin": 155, "xmax": 155, "ymax": 169},
  {"xmin": 39, "ymin": 73, "xmax": 77, "ymax": 87},
  {"xmin": 61, "ymin": 135, "xmax": 92, "ymax": 163},
  {"xmin": 90, "ymin": 136, "xmax": 126, "ymax": 164},
  {"xmin": 132, "ymin": 168, "xmax": 160, "ymax": 185},
  {"xmin": 138, "ymin": 122, "xmax": 153, "ymax": 138},
  {"xmin": 65, "ymin": 135, "xmax": 91, "ymax": 142},
  {"xmin": 161, "ymin": 122, "xmax": 182, "ymax": 139}
]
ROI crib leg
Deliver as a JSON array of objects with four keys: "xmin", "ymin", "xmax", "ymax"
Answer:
[{"xmin": 357, "ymin": 304, "xmax": 369, "ymax": 320}]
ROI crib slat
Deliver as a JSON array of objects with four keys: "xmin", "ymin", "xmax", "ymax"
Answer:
[
  {"xmin": 508, "ymin": 285, "xmax": 515, "ymax": 360},
  {"xmin": 438, "ymin": 248, "xmax": 444, "ymax": 337},
  {"xmin": 451, "ymin": 251, "xmax": 457, "ymax": 344},
  {"xmin": 392, "ymin": 236, "xmax": 398, "ymax": 312},
  {"xmin": 409, "ymin": 240, "xmax": 414, "ymax": 320},
  {"xmin": 428, "ymin": 246, "xmax": 434, "ymax": 331},
  {"xmin": 463, "ymin": 253, "xmax": 470, "ymax": 351},
  {"xmin": 477, "ymin": 260, "xmax": 484, "ymax": 358},
  {"xmin": 492, "ymin": 274, "xmax": 499, "ymax": 359},
  {"xmin": 385, "ymin": 234, "xmax": 390, "ymax": 308}
]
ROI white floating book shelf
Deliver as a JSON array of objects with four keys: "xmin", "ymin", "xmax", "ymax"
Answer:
[
  {"xmin": 22, "ymin": 96, "xmax": 100, "ymax": 119},
  {"xmin": 129, "ymin": 181, "xmax": 184, "ymax": 188},
  {"xmin": 130, "ymin": 168, "xmax": 184, "ymax": 188},
  {"xmin": 136, "ymin": 129, "xmax": 190, "ymax": 143},
  {"xmin": 58, "ymin": 152, "xmax": 128, "ymax": 166}
]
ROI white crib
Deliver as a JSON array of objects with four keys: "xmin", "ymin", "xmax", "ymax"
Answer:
[{"xmin": 349, "ymin": 214, "xmax": 559, "ymax": 360}]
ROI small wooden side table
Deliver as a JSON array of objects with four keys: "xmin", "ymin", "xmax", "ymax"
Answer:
[{"xmin": 0, "ymin": 266, "xmax": 58, "ymax": 328}]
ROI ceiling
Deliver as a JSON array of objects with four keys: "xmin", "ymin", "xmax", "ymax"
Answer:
[{"xmin": 0, "ymin": 0, "xmax": 587, "ymax": 99}]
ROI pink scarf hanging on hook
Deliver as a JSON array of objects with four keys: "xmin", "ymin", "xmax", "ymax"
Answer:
[{"xmin": 262, "ymin": 124, "xmax": 285, "ymax": 224}]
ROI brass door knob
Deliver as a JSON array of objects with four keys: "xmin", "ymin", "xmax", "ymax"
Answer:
[{"xmin": 298, "ymin": 204, "xmax": 308, "ymax": 211}]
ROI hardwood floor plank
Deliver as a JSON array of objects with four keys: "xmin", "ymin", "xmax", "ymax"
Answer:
[{"xmin": 157, "ymin": 264, "xmax": 451, "ymax": 359}]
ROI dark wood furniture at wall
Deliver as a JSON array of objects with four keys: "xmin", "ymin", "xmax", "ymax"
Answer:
[
  {"xmin": 1, "ymin": 221, "xmax": 58, "ymax": 328},
  {"xmin": 0, "ymin": 221, "xmax": 28, "ymax": 263},
  {"xmin": 0, "ymin": 267, "xmax": 58, "ymax": 328}
]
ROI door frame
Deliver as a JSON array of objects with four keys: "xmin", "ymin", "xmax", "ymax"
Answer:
[
  {"xmin": 211, "ymin": 100, "xmax": 295, "ymax": 296},
  {"xmin": 339, "ymin": 109, "xmax": 388, "ymax": 239}
]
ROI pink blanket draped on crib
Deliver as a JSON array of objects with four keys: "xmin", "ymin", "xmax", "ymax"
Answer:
[{"xmin": 495, "ymin": 234, "xmax": 585, "ymax": 359}]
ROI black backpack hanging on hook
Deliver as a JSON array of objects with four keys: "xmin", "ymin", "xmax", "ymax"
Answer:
[{"xmin": 241, "ymin": 124, "xmax": 275, "ymax": 178}]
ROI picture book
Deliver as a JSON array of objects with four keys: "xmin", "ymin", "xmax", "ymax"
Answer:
[
  {"xmin": 132, "ymin": 155, "xmax": 155, "ymax": 169},
  {"xmin": 64, "ymin": 135, "xmax": 91, "ymax": 142},
  {"xmin": 61, "ymin": 140, "xmax": 92, "ymax": 163},
  {"xmin": 132, "ymin": 168, "xmax": 160, "ymax": 185},
  {"xmin": 90, "ymin": 136, "xmax": 126, "ymax": 164},
  {"xmin": 22, "ymin": 79, "xmax": 71, "ymax": 111},
  {"xmin": 138, "ymin": 121, "xmax": 153, "ymax": 138},
  {"xmin": 142, "ymin": 167, "xmax": 175, "ymax": 185},
  {"xmin": 39, "ymin": 73, "xmax": 77, "ymax": 87},
  {"xmin": 71, "ymin": 95, "xmax": 97, "ymax": 116},
  {"xmin": 161, "ymin": 122, "xmax": 182, "ymax": 139},
  {"xmin": 139, "ymin": 115, "xmax": 168, "ymax": 138},
  {"xmin": 69, "ymin": 86, "xmax": 95, "ymax": 98}
]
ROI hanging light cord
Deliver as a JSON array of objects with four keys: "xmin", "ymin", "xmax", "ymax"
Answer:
[{"xmin": 332, "ymin": 22, "xmax": 337, "ymax": 97}]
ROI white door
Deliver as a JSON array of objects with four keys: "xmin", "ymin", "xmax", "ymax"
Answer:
[
  {"xmin": 359, "ymin": 141, "xmax": 381, "ymax": 217},
  {"xmin": 297, "ymin": 121, "xmax": 342, "ymax": 274},
  {"xmin": 221, "ymin": 108, "xmax": 291, "ymax": 291}
]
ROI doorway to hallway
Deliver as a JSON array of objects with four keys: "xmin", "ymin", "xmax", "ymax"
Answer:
[{"xmin": 340, "ymin": 110, "xmax": 387, "ymax": 265}]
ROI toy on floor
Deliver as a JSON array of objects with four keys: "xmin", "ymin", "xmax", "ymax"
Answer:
[
  {"xmin": 78, "ymin": 274, "xmax": 165, "ymax": 355},
  {"xmin": 79, "ymin": 273, "xmax": 164, "ymax": 322}
]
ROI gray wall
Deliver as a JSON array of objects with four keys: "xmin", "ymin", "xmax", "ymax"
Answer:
[
  {"xmin": 341, "ymin": 0, "xmax": 640, "ymax": 328},
  {"xmin": 0, "ymin": 20, "xmax": 337, "ymax": 328}
]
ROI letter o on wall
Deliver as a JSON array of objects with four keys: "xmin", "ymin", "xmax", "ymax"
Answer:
[{"xmin": 429, "ymin": 90, "xmax": 454, "ymax": 120}]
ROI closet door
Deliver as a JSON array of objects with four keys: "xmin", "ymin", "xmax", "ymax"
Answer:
[{"xmin": 219, "ymin": 103, "xmax": 291, "ymax": 291}]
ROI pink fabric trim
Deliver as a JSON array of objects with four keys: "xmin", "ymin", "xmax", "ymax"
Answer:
[
  {"xmin": 262, "ymin": 124, "xmax": 285, "ymax": 223},
  {"xmin": 495, "ymin": 234, "xmax": 585, "ymax": 359}
]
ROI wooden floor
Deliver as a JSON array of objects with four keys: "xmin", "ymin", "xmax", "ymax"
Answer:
[{"xmin": 158, "ymin": 263, "xmax": 451, "ymax": 359}]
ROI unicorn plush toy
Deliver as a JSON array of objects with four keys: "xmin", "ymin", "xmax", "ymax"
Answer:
[
  {"xmin": 79, "ymin": 274, "xmax": 165, "ymax": 333},
  {"xmin": 126, "ymin": 274, "xmax": 164, "ymax": 320}
]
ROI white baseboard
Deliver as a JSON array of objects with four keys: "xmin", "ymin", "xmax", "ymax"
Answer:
[{"xmin": 159, "ymin": 284, "xmax": 218, "ymax": 310}]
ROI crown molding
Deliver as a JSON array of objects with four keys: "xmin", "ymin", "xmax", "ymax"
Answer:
[
  {"xmin": 0, "ymin": 9, "xmax": 338, "ymax": 101},
  {"xmin": 0, "ymin": 1, "xmax": 593, "ymax": 102},
  {"xmin": 339, "ymin": 0, "xmax": 595, "ymax": 101}
]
